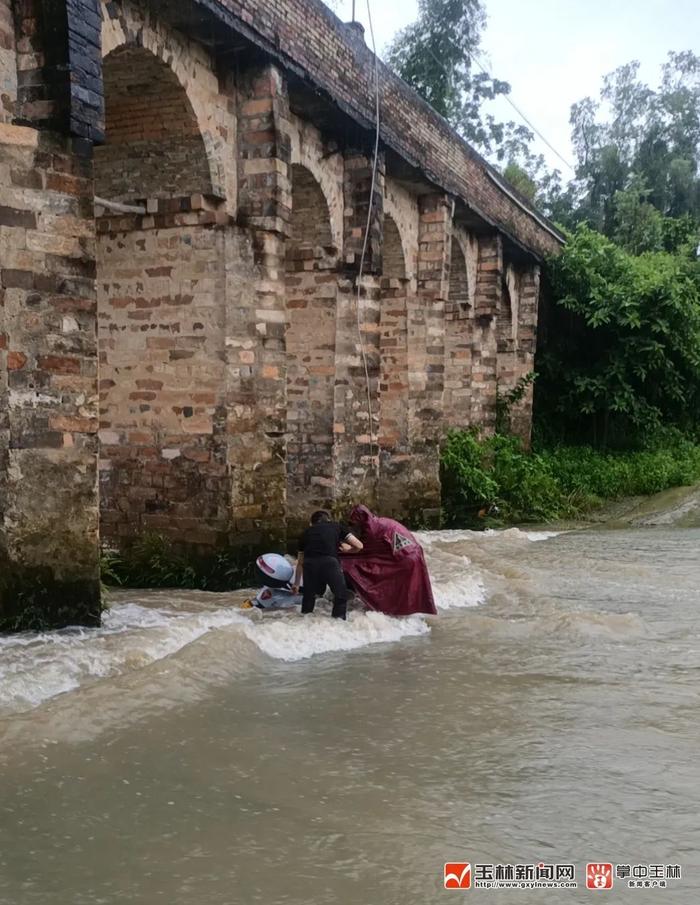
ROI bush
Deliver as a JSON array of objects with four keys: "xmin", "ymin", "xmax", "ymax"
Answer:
[{"xmin": 440, "ymin": 429, "xmax": 700, "ymax": 527}]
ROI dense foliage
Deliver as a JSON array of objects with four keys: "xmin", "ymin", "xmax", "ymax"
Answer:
[
  {"xmin": 537, "ymin": 225, "xmax": 700, "ymax": 446},
  {"xmin": 386, "ymin": 0, "xmax": 533, "ymax": 163},
  {"xmin": 441, "ymin": 430, "xmax": 700, "ymax": 527}
]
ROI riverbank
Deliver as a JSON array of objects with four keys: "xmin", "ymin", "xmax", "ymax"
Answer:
[{"xmin": 440, "ymin": 430, "xmax": 700, "ymax": 528}]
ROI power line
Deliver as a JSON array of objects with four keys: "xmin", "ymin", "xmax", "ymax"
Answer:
[
  {"xmin": 423, "ymin": 42, "xmax": 575, "ymax": 173},
  {"xmin": 470, "ymin": 49, "xmax": 575, "ymax": 172}
]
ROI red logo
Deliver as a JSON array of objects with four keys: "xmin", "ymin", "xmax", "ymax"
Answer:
[
  {"xmin": 586, "ymin": 863, "xmax": 613, "ymax": 889},
  {"xmin": 444, "ymin": 863, "xmax": 471, "ymax": 889}
]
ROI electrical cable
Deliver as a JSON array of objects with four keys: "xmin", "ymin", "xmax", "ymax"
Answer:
[
  {"xmin": 354, "ymin": 0, "xmax": 382, "ymax": 489},
  {"xmin": 423, "ymin": 42, "xmax": 575, "ymax": 173}
]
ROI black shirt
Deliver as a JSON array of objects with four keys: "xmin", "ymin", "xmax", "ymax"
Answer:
[{"xmin": 298, "ymin": 522, "xmax": 351, "ymax": 560}]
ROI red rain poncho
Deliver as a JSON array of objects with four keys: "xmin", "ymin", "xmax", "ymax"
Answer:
[{"xmin": 340, "ymin": 505, "xmax": 437, "ymax": 617}]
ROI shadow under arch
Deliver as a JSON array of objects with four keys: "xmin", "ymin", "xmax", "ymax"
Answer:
[
  {"xmin": 444, "ymin": 235, "xmax": 475, "ymax": 430},
  {"xmin": 285, "ymin": 164, "xmax": 339, "ymax": 521},
  {"xmin": 377, "ymin": 213, "xmax": 411, "ymax": 517},
  {"xmin": 96, "ymin": 45, "xmax": 214, "ymax": 201}
]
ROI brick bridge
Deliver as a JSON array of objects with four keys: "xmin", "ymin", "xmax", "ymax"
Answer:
[{"xmin": 0, "ymin": 0, "xmax": 563, "ymax": 622}]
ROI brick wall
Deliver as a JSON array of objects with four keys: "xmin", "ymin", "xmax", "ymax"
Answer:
[
  {"xmin": 101, "ymin": 0, "xmax": 236, "ymax": 206},
  {"xmin": 509, "ymin": 265, "xmax": 540, "ymax": 445},
  {"xmin": 0, "ymin": 0, "xmax": 15, "ymax": 122},
  {"xmin": 471, "ymin": 233, "xmax": 501, "ymax": 430},
  {"xmin": 0, "ymin": 122, "xmax": 100, "ymax": 624},
  {"xmin": 444, "ymin": 236, "xmax": 473, "ymax": 429},
  {"xmin": 285, "ymin": 164, "xmax": 338, "ymax": 516},
  {"xmin": 405, "ymin": 193, "xmax": 450, "ymax": 518},
  {"xmin": 96, "ymin": 203, "xmax": 231, "ymax": 547},
  {"xmin": 496, "ymin": 264, "xmax": 518, "ymax": 403},
  {"xmin": 15, "ymin": 0, "xmax": 103, "ymax": 140},
  {"xmin": 377, "ymin": 215, "xmax": 410, "ymax": 517},
  {"xmin": 331, "ymin": 147, "xmax": 385, "ymax": 510}
]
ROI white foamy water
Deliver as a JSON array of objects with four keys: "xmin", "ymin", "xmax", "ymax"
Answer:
[
  {"xmin": 0, "ymin": 528, "xmax": 551, "ymax": 717},
  {"xmin": 243, "ymin": 610, "xmax": 430, "ymax": 661},
  {"xmin": 0, "ymin": 603, "xmax": 251, "ymax": 716}
]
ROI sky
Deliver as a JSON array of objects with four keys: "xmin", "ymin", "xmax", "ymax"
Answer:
[{"xmin": 331, "ymin": 0, "xmax": 700, "ymax": 174}]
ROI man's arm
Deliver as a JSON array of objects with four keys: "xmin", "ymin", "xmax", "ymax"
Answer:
[{"xmin": 342, "ymin": 532, "xmax": 363, "ymax": 552}]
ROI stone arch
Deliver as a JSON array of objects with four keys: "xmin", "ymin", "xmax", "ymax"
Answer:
[
  {"xmin": 383, "ymin": 215, "xmax": 407, "ymax": 280},
  {"xmin": 496, "ymin": 264, "xmax": 521, "ymax": 421},
  {"xmin": 288, "ymin": 116, "xmax": 343, "ymax": 254},
  {"xmin": 377, "ymin": 213, "xmax": 411, "ymax": 516},
  {"xmin": 449, "ymin": 236, "xmax": 470, "ymax": 313},
  {"xmin": 383, "ymin": 184, "xmax": 418, "ymax": 280},
  {"xmin": 498, "ymin": 264, "xmax": 520, "ymax": 353},
  {"xmin": 285, "ymin": 164, "xmax": 338, "ymax": 512},
  {"xmin": 96, "ymin": 46, "xmax": 212, "ymax": 200},
  {"xmin": 100, "ymin": 0, "xmax": 231, "ymax": 202},
  {"xmin": 95, "ymin": 34, "xmax": 232, "ymax": 548},
  {"xmin": 287, "ymin": 163, "xmax": 334, "ymax": 261},
  {"xmin": 444, "ymin": 232, "xmax": 475, "ymax": 429}
]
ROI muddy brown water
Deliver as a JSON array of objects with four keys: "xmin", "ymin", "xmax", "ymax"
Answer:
[{"xmin": 1, "ymin": 491, "xmax": 699, "ymax": 903}]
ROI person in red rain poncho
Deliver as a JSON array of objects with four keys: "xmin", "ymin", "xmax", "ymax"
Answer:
[{"xmin": 340, "ymin": 505, "xmax": 437, "ymax": 617}]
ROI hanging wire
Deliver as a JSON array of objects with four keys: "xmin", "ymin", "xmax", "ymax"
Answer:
[{"xmin": 354, "ymin": 0, "xmax": 382, "ymax": 489}]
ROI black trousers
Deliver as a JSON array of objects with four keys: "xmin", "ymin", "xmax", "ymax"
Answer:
[{"xmin": 301, "ymin": 556, "xmax": 348, "ymax": 619}]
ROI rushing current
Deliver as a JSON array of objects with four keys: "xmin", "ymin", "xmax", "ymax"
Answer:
[{"xmin": 1, "ymin": 490, "xmax": 699, "ymax": 903}]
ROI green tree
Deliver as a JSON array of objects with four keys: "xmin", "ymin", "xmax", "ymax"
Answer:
[
  {"xmin": 612, "ymin": 176, "xmax": 664, "ymax": 255},
  {"xmin": 386, "ymin": 0, "xmax": 532, "ymax": 160},
  {"xmin": 569, "ymin": 53, "xmax": 700, "ymax": 233},
  {"xmin": 536, "ymin": 225, "xmax": 700, "ymax": 446}
]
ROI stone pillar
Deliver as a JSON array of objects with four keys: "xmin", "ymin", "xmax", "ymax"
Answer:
[
  {"xmin": 510, "ymin": 264, "xmax": 540, "ymax": 446},
  {"xmin": 407, "ymin": 193, "xmax": 451, "ymax": 522},
  {"xmin": 0, "ymin": 123, "xmax": 100, "ymax": 629},
  {"xmin": 377, "ymin": 274, "xmax": 412, "ymax": 518},
  {"xmin": 14, "ymin": 0, "xmax": 104, "ymax": 141},
  {"xmin": 233, "ymin": 63, "xmax": 291, "ymax": 544},
  {"xmin": 332, "ymin": 149, "xmax": 385, "ymax": 513},
  {"xmin": 471, "ymin": 232, "xmax": 502, "ymax": 432}
]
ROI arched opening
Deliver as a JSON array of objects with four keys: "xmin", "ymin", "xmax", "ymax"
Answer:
[
  {"xmin": 96, "ymin": 47, "xmax": 213, "ymax": 201},
  {"xmin": 96, "ymin": 47, "xmax": 228, "ymax": 549},
  {"xmin": 285, "ymin": 165, "xmax": 337, "ymax": 514},
  {"xmin": 445, "ymin": 237, "xmax": 474, "ymax": 428},
  {"xmin": 497, "ymin": 273, "xmax": 515, "ymax": 355},
  {"xmin": 497, "ymin": 265, "xmax": 520, "ymax": 425},
  {"xmin": 377, "ymin": 215, "xmax": 410, "ymax": 514}
]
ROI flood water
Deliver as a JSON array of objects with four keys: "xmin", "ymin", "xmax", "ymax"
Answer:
[{"xmin": 1, "ymin": 507, "xmax": 699, "ymax": 902}]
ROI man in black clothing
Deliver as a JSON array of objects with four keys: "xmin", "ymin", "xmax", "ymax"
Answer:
[{"xmin": 292, "ymin": 510, "xmax": 363, "ymax": 620}]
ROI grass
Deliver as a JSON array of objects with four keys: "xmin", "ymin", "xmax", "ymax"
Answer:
[
  {"xmin": 440, "ymin": 429, "xmax": 700, "ymax": 528},
  {"xmin": 101, "ymin": 533, "xmax": 258, "ymax": 591}
]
